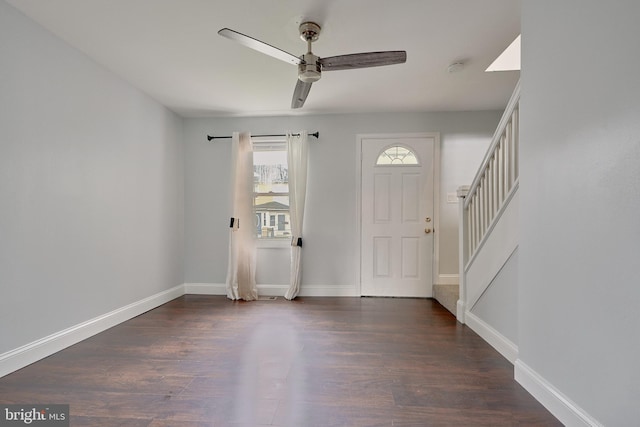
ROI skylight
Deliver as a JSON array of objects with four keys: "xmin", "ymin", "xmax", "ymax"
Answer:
[{"xmin": 486, "ymin": 35, "xmax": 521, "ymax": 72}]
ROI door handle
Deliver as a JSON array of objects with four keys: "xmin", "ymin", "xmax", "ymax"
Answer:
[{"xmin": 425, "ymin": 228, "xmax": 432, "ymax": 234}]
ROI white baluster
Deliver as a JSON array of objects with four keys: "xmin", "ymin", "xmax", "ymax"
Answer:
[
  {"xmin": 512, "ymin": 107, "xmax": 519, "ymax": 181},
  {"xmin": 495, "ymin": 149, "xmax": 499, "ymax": 213},
  {"xmin": 497, "ymin": 136, "xmax": 504, "ymax": 206}
]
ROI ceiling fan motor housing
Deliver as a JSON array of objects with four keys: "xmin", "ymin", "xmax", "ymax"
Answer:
[{"xmin": 299, "ymin": 53, "xmax": 321, "ymax": 82}]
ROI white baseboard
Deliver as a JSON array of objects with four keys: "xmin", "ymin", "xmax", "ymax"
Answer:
[
  {"xmin": 183, "ymin": 282, "xmax": 226, "ymax": 295},
  {"xmin": 515, "ymin": 360, "xmax": 603, "ymax": 427},
  {"xmin": 1, "ymin": 281, "xmax": 360, "ymax": 378},
  {"xmin": 183, "ymin": 283, "xmax": 359, "ymax": 297},
  {"xmin": 464, "ymin": 311, "xmax": 518, "ymax": 364},
  {"xmin": 0, "ymin": 284, "xmax": 184, "ymax": 379},
  {"xmin": 436, "ymin": 274, "xmax": 459, "ymax": 285},
  {"xmin": 299, "ymin": 284, "xmax": 359, "ymax": 297}
]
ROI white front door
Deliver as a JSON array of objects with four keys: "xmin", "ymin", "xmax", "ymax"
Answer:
[{"xmin": 360, "ymin": 136, "xmax": 435, "ymax": 297}]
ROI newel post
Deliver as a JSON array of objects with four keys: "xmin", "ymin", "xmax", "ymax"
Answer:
[{"xmin": 456, "ymin": 185, "xmax": 470, "ymax": 324}]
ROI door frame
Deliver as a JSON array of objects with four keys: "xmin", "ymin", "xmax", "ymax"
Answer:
[{"xmin": 355, "ymin": 133, "xmax": 441, "ymax": 296}]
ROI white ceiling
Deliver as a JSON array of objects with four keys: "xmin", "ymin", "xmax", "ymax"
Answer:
[{"xmin": 7, "ymin": 0, "xmax": 521, "ymax": 118}]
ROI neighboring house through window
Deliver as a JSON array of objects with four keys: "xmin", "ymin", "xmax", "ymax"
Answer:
[{"xmin": 253, "ymin": 140, "xmax": 291, "ymax": 239}]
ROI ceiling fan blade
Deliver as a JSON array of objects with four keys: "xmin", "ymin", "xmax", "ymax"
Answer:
[
  {"xmin": 291, "ymin": 79, "xmax": 313, "ymax": 109},
  {"xmin": 320, "ymin": 51, "xmax": 406, "ymax": 71},
  {"xmin": 218, "ymin": 28, "xmax": 302, "ymax": 65}
]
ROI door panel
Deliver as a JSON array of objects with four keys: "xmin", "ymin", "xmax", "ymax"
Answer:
[
  {"xmin": 402, "ymin": 173, "xmax": 420, "ymax": 222},
  {"xmin": 401, "ymin": 237, "xmax": 420, "ymax": 279},
  {"xmin": 373, "ymin": 237, "xmax": 391, "ymax": 278},
  {"xmin": 361, "ymin": 136, "xmax": 434, "ymax": 297},
  {"xmin": 373, "ymin": 174, "xmax": 391, "ymax": 223}
]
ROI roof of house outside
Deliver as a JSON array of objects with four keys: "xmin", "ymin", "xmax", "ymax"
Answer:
[{"xmin": 255, "ymin": 201, "xmax": 289, "ymax": 211}]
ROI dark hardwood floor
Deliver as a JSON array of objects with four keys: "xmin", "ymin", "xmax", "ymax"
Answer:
[{"xmin": 0, "ymin": 296, "xmax": 561, "ymax": 426}]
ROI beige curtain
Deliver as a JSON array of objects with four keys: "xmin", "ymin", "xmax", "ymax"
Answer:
[
  {"xmin": 284, "ymin": 132, "xmax": 309, "ymax": 300},
  {"xmin": 226, "ymin": 132, "xmax": 258, "ymax": 301}
]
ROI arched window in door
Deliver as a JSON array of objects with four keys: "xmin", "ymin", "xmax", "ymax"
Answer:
[{"xmin": 376, "ymin": 145, "xmax": 420, "ymax": 165}]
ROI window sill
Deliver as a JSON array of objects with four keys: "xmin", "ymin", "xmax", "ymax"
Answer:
[{"xmin": 255, "ymin": 239, "xmax": 291, "ymax": 249}]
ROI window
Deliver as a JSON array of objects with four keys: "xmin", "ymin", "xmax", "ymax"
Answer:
[
  {"xmin": 376, "ymin": 145, "xmax": 419, "ymax": 165},
  {"xmin": 253, "ymin": 142, "xmax": 291, "ymax": 239}
]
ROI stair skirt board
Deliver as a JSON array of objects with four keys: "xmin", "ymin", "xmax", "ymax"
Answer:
[{"xmin": 464, "ymin": 191, "xmax": 519, "ymax": 312}]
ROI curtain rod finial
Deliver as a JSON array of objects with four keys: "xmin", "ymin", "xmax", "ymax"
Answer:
[
  {"xmin": 311, "ymin": 131, "xmax": 319, "ymax": 138},
  {"xmin": 207, "ymin": 135, "xmax": 214, "ymax": 141}
]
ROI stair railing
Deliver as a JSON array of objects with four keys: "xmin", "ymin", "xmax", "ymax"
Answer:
[{"xmin": 457, "ymin": 80, "xmax": 520, "ymax": 322}]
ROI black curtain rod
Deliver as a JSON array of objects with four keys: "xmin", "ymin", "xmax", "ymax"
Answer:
[{"xmin": 207, "ymin": 131, "xmax": 319, "ymax": 141}]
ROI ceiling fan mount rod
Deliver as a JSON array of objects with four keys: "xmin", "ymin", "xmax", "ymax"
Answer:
[{"xmin": 297, "ymin": 22, "xmax": 322, "ymax": 83}]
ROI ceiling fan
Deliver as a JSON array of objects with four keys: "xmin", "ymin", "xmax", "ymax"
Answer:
[{"xmin": 218, "ymin": 22, "xmax": 407, "ymax": 109}]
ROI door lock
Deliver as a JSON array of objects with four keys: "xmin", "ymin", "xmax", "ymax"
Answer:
[{"xmin": 425, "ymin": 217, "xmax": 432, "ymax": 223}]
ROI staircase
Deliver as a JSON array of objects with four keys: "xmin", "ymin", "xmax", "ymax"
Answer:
[
  {"xmin": 434, "ymin": 82, "xmax": 520, "ymax": 322},
  {"xmin": 458, "ymin": 81, "xmax": 519, "ymax": 323},
  {"xmin": 434, "ymin": 82, "xmax": 520, "ymax": 328},
  {"xmin": 447, "ymin": 81, "xmax": 520, "ymax": 364}
]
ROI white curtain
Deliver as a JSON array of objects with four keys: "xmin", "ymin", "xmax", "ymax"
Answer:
[
  {"xmin": 226, "ymin": 132, "xmax": 258, "ymax": 301},
  {"xmin": 285, "ymin": 132, "xmax": 309, "ymax": 300}
]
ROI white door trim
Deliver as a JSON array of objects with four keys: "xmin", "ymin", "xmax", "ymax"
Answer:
[{"xmin": 355, "ymin": 133, "xmax": 441, "ymax": 296}]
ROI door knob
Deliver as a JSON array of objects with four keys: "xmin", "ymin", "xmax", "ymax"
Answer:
[{"xmin": 425, "ymin": 228, "xmax": 432, "ymax": 234}]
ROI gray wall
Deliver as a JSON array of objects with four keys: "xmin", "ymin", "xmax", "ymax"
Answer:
[
  {"xmin": 471, "ymin": 249, "xmax": 518, "ymax": 345},
  {"xmin": 184, "ymin": 112, "xmax": 499, "ymax": 288},
  {"xmin": 520, "ymin": 0, "xmax": 640, "ymax": 424},
  {"xmin": 0, "ymin": 1, "xmax": 184, "ymax": 353}
]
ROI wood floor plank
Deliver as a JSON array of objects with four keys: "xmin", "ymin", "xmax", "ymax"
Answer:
[{"xmin": 0, "ymin": 296, "xmax": 561, "ymax": 426}]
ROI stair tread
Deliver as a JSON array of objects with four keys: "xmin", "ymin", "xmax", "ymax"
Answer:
[{"xmin": 433, "ymin": 285, "xmax": 458, "ymax": 316}]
